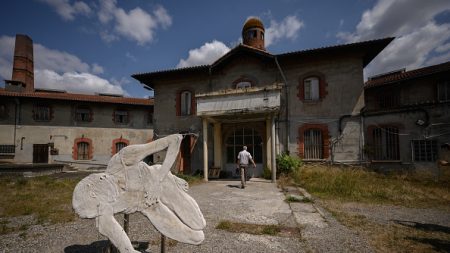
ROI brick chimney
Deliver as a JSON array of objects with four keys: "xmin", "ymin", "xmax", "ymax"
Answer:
[{"xmin": 6, "ymin": 34, "xmax": 34, "ymax": 93}]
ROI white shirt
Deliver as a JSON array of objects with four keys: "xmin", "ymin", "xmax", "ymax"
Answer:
[{"xmin": 237, "ymin": 150, "xmax": 252, "ymax": 165}]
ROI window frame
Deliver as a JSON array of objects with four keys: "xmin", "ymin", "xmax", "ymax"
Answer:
[
  {"xmin": 437, "ymin": 81, "xmax": 450, "ymax": 102},
  {"xmin": 298, "ymin": 124, "xmax": 330, "ymax": 160},
  {"xmin": 303, "ymin": 77, "xmax": 320, "ymax": 101},
  {"xmin": 176, "ymin": 89, "xmax": 195, "ymax": 116},
  {"xmin": 113, "ymin": 109, "xmax": 129, "ymax": 124},
  {"xmin": 412, "ymin": 139, "xmax": 438, "ymax": 162},
  {"xmin": 75, "ymin": 105, "xmax": 92, "ymax": 122},
  {"xmin": 73, "ymin": 137, "xmax": 93, "ymax": 160},
  {"xmin": 298, "ymin": 72, "xmax": 328, "ymax": 102},
  {"xmin": 369, "ymin": 126, "xmax": 400, "ymax": 161},
  {"xmin": 0, "ymin": 103, "xmax": 8, "ymax": 120},
  {"xmin": 33, "ymin": 104, "xmax": 52, "ymax": 122}
]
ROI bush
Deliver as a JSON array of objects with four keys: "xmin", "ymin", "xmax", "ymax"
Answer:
[
  {"xmin": 262, "ymin": 167, "xmax": 272, "ymax": 180},
  {"xmin": 276, "ymin": 153, "xmax": 302, "ymax": 175}
]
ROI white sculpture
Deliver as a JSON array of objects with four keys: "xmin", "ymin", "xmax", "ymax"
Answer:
[{"xmin": 72, "ymin": 134, "xmax": 206, "ymax": 253}]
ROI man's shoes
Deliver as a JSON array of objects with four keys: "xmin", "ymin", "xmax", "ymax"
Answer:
[{"xmin": 241, "ymin": 185, "xmax": 245, "ymax": 189}]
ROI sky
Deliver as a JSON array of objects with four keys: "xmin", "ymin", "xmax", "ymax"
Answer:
[{"xmin": 0, "ymin": 0, "xmax": 449, "ymax": 98}]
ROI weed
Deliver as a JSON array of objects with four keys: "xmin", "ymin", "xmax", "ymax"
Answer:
[{"xmin": 215, "ymin": 220, "xmax": 299, "ymax": 238}]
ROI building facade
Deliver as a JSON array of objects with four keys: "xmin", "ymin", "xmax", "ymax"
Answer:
[
  {"xmin": 133, "ymin": 18, "xmax": 393, "ymax": 180},
  {"xmin": 363, "ymin": 61, "xmax": 450, "ymax": 172},
  {"xmin": 0, "ymin": 35, "xmax": 153, "ymax": 167}
]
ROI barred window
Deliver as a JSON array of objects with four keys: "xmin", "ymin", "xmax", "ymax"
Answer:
[
  {"xmin": 77, "ymin": 142, "xmax": 89, "ymax": 160},
  {"xmin": 0, "ymin": 145, "xmax": 15, "ymax": 154},
  {"xmin": 372, "ymin": 127, "xmax": 400, "ymax": 160},
  {"xmin": 0, "ymin": 104, "xmax": 7, "ymax": 119},
  {"xmin": 304, "ymin": 129, "xmax": 323, "ymax": 159},
  {"xmin": 115, "ymin": 142, "xmax": 127, "ymax": 153},
  {"xmin": 412, "ymin": 140, "xmax": 438, "ymax": 162}
]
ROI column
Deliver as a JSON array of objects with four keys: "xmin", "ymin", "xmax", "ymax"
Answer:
[
  {"xmin": 266, "ymin": 117, "xmax": 272, "ymax": 172},
  {"xmin": 202, "ymin": 118, "xmax": 208, "ymax": 182},
  {"xmin": 213, "ymin": 122, "xmax": 222, "ymax": 168},
  {"xmin": 271, "ymin": 115, "xmax": 277, "ymax": 183}
]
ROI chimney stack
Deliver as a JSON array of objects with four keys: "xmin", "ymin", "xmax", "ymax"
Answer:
[{"xmin": 7, "ymin": 34, "xmax": 34, "ymax": 92}]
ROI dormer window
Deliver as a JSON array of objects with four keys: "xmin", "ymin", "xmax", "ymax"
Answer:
[{"xmin": 236, "ymin": 81, "xmax": 252, "ymax": 89}]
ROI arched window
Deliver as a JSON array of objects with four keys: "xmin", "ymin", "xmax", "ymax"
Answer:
[
  {"xmin": 304, "ymin": 129, "xmax": 323, "ymax": 159},
  {"xmin": 236, "ymin": 81, "xmax": 252, "ymax": 89},
  {"xmin": 304, "ymin": 77, "xmax": 320, "ymax": 101},
  {"xmin": 73, "ymin": 137, "xmax": 93, "ymax": 160},
  {"xmin": 77, "ymin": 142, "xmax": 90, "ymax": 160},
  {"xmin": 180, "ymin": 91, "xmax": 192, "ymax": 116},
  {"xmin": 298, "ymin": 72, "xmax": 328, "ymax": 102},
  {"xmin": 299, "ymin": 124, "xmax": 329, "ymax": 160},
  {"xmin": 115, "ymin": 142, "xmax": 127, "ymax": 153}
]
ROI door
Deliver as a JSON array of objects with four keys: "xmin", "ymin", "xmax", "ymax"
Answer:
[
  {"xmin": 33, "ymin": 144, "xmax": 49, "ymax": 163},
  {"xmin": 180, "ymin": 136, "xmax": 192, "ymax": 174},
  {"xmin": 225, "ymin": 127, "xmax": 263, "ymax": 177}
]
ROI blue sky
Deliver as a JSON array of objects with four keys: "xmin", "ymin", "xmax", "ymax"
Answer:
[{"xmin": 1, "ymin": 0, "xmax": 449, "ymax": 98}]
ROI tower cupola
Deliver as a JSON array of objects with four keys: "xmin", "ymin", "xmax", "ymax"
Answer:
[{"xmin": 242, "ymin": 17, "xmax": 265, "ymax": 50}]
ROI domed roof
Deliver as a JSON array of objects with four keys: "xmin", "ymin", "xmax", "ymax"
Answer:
[{"xmin": 242, "ymin": 17, "xmax": 264, "ymax": 32}]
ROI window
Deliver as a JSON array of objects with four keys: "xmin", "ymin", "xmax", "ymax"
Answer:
[
  {"xmin": 304, "ymin": 129, "xmax": 323, "ymax": 159},
  {"xmin": 236, "ymin": 81, "xmax": 252, "ymax": 89},
  {"xmin": 304, "ymin": 77, "xmax": 320, "ymax": 101},
  {"xmin": 114, "ymin": 109, "xmax": 129, "ymax": 124},
  {"xmin": 298, "ymin": 73, "xmax": 327, "ymax": 102},
  {"xmin": 33, "ymin": 104, "xmax": 51, "ymax": 121},
  {"xmin": 115, "ymin": 142, "xmax": 127, "ymax": 153},
  {"xmin": 412, "ymin": 140, "xmax": 438, "ymax": 162},
  {"xmin": 299, "ymin": 124, "xmax": 330, "ymax": 160},
  {"xmin": 77, "ymin": 142, "xmax": 90, "ymax": 160},
  {"xmin": 226, "ymin": 128, "xmax": 262, "ymax": 163},
  {"xmin": 371, "ymin": 127, "xmax": 400, "ymax": 160},
  {"xmin": 377, "ymin": 89, "xmax": 400, "ymax": 109},
  {"xmin": 0, "ymin": 145, "xmax": 15, "ymax": 154},
  {"xmin": 438, "ymin": 81, "xmax": 450, "ymax": 102},
  {"xmin": 75, "ymin": 106, "xmax": 92, "ymax": 122},
  {"xmin": 180, "ymin": 91, "xmax": 192, "ymax": 116},
  {"xmin": 0, "ymin": 104, "xmax": 7, "ymax": 120}
]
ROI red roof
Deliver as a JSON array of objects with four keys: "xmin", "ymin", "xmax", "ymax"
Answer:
[
  {"xmin": 365, "ymin": 61, "xmax": 450, "ymax": 88},
  {"xmin": 0, "ymin": 89, "xmax": 153, "ymax": 106}
]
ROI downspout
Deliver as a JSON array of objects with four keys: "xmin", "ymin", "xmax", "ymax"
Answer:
[
  {"xmin": 274, "ymin": 56, "xmax": 289, "ymax": 154},
  {"xmin": 13, "ymin": 98, "xmax": 20, "ymax": 148}
]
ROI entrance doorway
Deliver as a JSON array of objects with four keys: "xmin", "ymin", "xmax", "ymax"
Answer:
[
  {"xmin": 225, "ymin": 127, "xmax": 263, "ymax": 177},
  {"xmin": 33, "ymin": 144, "xmax": 48, "ymax": 163},
  {"xmin": 179, "ymin": 136, "xmax": 192, "ymax": 174}
]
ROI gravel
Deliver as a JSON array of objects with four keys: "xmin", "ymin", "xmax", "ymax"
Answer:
[{"xmin": 0, "ymin": 179, "xmax": 389, "ymax": 253}]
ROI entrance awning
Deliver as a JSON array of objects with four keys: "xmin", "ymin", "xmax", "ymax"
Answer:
[{"xmin": 196, "ymin": 84, "xmax": 282, "ymax": 117}]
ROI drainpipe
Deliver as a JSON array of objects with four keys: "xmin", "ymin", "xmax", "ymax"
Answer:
[
  {"xmin": 13, "ymin": 98, "xmax": 20, "ymax": 148},
  {"xmin": 274, "ymin": 56, "xmax": 289, "ymax": 154}
]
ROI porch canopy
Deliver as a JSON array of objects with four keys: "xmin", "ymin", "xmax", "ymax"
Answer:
[{"xmin": 196, "ymin": 84, "xmax": 281, "ymax": 182}]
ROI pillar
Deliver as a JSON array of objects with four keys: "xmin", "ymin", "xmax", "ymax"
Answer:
[
  {"xmin": 202, "ymin": 118, "xmax": 208, "ymax": 182},
  {"xmin": 271, "ymin": 116, "xmax": 277, "ymax": 183},
  {"xmin": 266, "ymin": 117, "xmax": 272, "ymax": 171},
  {"xmin": 213, "ymin": 122, "xmax": 222, "ymax": 168}
]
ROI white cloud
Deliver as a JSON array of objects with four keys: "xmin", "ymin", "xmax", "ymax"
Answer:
[
  {"xmin": 265, "ymin": 15, "xmax": 304, "ymax": 47},
  {"xmin": 0, "ymin": 35, "xmax": 123, "ymax": 95},
  {"xmin": 97, "ymin": 0, "xmax": 172, "ymax": 45},
  {"xmin": 35, "ymin": 70, "xmax": 125, "ymax": 95},
  {"xmin": 92, "ymin": 63, "xmax": 104, "ymax": 74},
  {"xmin": 337, "ymin": 0, "xmax": 450, "ymax": 77},
  {"xmin": 176, "ymin": 40, "xmax": 230, "ymax": 68},
  {"xmin": 39, "ymin": 0, "xmax": 91, "ymax": 21},
  {"xmin": 125, "ymin": 52, "xmax": 137, "ymax": 62}
]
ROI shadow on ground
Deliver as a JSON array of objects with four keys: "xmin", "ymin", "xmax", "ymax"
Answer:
[
  {"xmin": 393, "ymin": 220, "xmax": 450, "ymax": 234},
  {"xmin": 65, "ymin": 240, "xmax": 149, "ymax": 253}
]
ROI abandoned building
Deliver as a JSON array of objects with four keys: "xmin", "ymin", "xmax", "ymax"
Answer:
[
  {"xmin": 132, "ymin": 17, "xmax": 395, "ymax": 180},
  {"xmin": 0, "ymin": 35, "xmax": 153, "ymax": 167},
  {"xmin": 364, "ymin": 61, "xmax": 450, "ymax": 172}
]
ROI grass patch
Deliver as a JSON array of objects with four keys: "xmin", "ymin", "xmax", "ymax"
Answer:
[
  {"xmin": 174, "ymin": 173, "xmax": 203, "ymax": 186},
  {"xmin": 292, "ymin": 165, "xmax": 450, "ymax": 208},
  {"xmin": 0, "ymin": 174, "xmax": 83, "ymax": 228},
  {"xmin": 215, "ymin": 220, "xmax": 301, "ymax": 238}
]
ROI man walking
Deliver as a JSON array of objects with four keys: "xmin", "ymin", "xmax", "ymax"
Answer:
[{"xmin": 237, "ymin": 146, "xmax": 256, "ymax": 189}]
